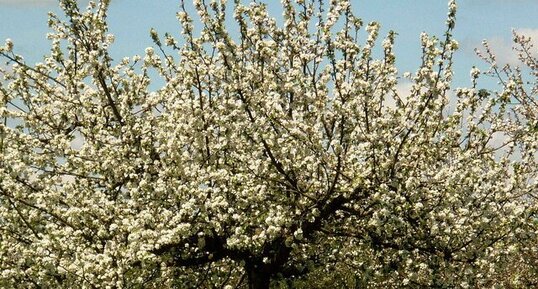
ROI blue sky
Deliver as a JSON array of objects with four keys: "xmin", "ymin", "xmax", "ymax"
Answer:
[{"xmin": 0, "ymin": 0, "xmax": 537, "ymax": 89}]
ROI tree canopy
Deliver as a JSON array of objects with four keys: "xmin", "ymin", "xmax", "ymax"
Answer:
[{"xmin": 0, "ymin": 0, "xmax": 537, "ymax": 288}]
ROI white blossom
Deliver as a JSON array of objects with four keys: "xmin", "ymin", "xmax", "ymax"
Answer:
[{"xmin": 0, "ymin": 0, "xmax": 536, "ymax": 288}]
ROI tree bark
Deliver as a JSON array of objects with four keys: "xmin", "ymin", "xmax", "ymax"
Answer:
[{"xmin": 246, "ymin": 265, "xmax": 270, "ymax": 289}]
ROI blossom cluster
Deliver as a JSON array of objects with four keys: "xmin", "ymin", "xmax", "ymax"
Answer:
[{"xmin": 0, "ymin": 0, "xmax": 536, "ymax": 288}]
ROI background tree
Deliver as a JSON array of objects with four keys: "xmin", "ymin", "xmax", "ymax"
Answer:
[{"xmin": 0, "ymin": 0, "xmax": 536, "ymax": 288}]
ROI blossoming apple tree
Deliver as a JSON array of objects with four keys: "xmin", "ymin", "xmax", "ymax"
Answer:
[{"xmin": 1, "ymin": 0, "xmax": 537, "ymax": 288}]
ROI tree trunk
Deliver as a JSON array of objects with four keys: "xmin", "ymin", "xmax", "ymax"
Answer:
[{"xmin": 246, "ymin": 265, "xmax": 270, "ymax": 289}]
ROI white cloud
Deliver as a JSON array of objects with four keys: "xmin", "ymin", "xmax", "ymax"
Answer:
[
  {"xmin": 482, "ymin": 36, "xmax": 519, "ymax": 66},
  {"xmin": 70, "ymin": 130, "xmax": 85, "ymax": 150},
  {"xmin": 383, "ymin": 80, "xmax": 413, "ymax": 110},
  {"xmin": 395, "ymin": 80, "xmax": 413, "ymax": 99},
  {"xmin": 477, "ymin": 28, "xmax": 538, "ymax": 66},
  {"xmin": 488, "ymin": 131, "xmax": 510, "ymax": 149},
  {"xmin": 515, "ymin": 28, "xmax": 538, "ymax": 45}
]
